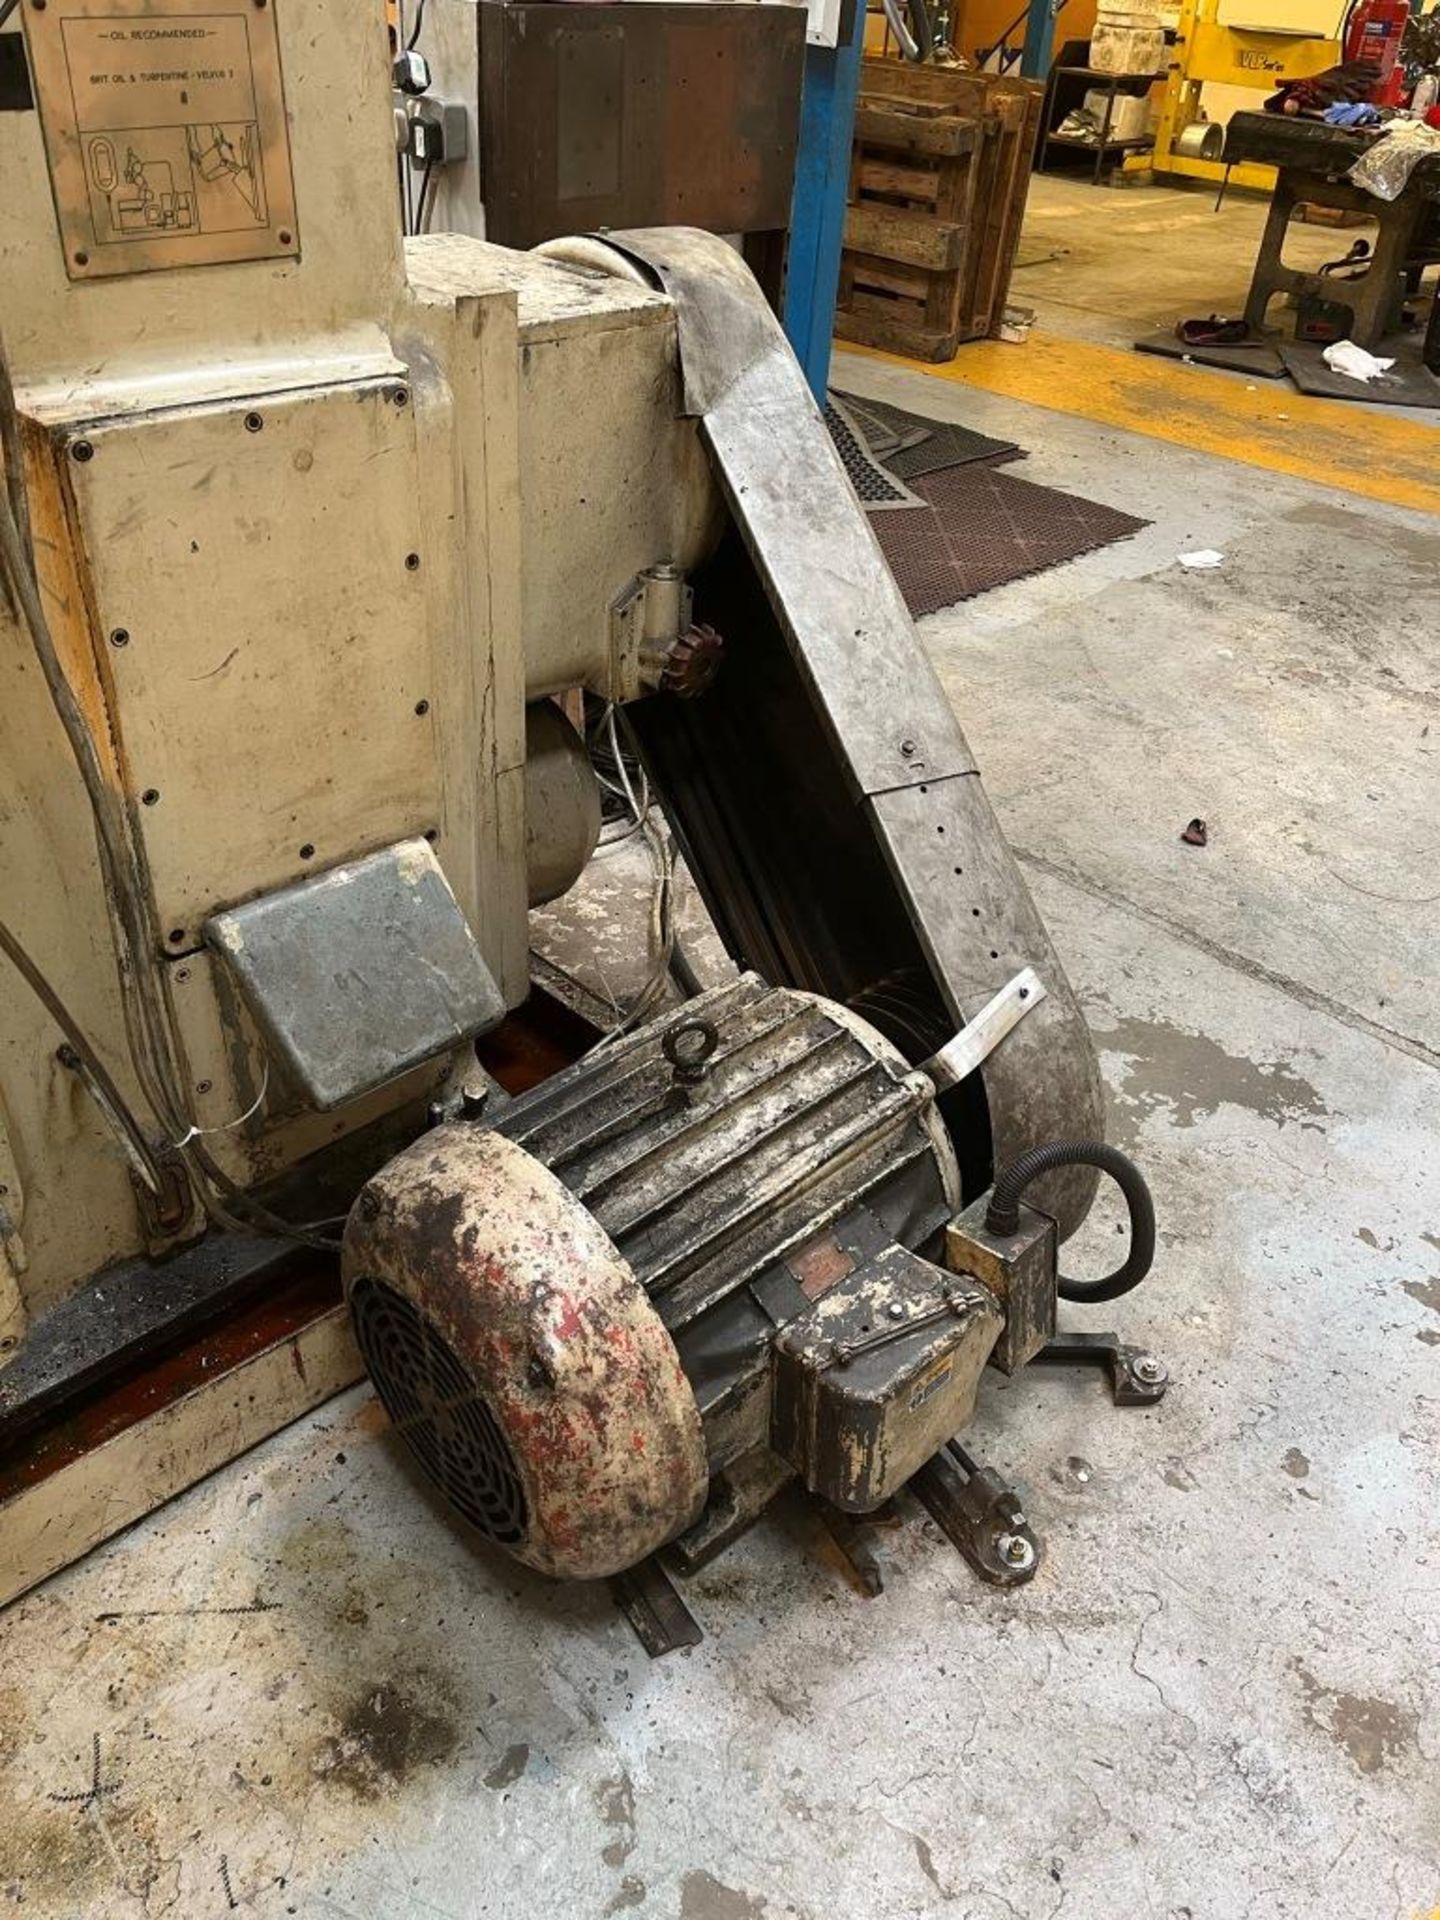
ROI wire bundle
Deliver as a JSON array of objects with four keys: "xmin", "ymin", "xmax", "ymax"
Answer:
[{"xmin": 0, "ymin": 337, "xmax": 341, "ymax": 1250}]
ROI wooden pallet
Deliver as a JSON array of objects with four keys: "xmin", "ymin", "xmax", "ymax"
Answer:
[{"xmin": 836, "ymin": 62, "xmax": 1044, "ymax": 363}]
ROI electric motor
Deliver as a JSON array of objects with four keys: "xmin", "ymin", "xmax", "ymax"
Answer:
[{"xmin": 343, "ymin": 975, "xmax": 1005, "ymax": 1579}]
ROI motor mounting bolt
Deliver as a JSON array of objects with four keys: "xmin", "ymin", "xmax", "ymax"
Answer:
[
  {"xmin": 1133, "ymin": 1354, "xmax": 1167, "ymax": 1386},
  {"xmin": 999, "ymin": 1532, "xmax": 1035, "ymax": 1571},
  {"xmin": 900, "ymin": 738, "xmax": 917, "ymax": 757},
  {"xmin": 887, "ymin": 1301, "xmax": 905, "ymax": 1321}
]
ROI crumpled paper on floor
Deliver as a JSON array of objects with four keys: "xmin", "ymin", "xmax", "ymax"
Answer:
[{"xmin": 1322, "ymin": 338, "xmax": 1396, "ymax": 382}]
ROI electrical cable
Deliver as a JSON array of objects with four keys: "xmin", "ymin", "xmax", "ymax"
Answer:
[
  {"xmin": 668, "ymin": 934, "xmax": 704, "ymax": 1001},
  {"xmin": 881, "ymin": 0, "xmax": 923, "ymax": 60},
  {"xmin": 416, "ymin": 153, "xmax": 437, "ymax": 235},
  {"xmin": 581, "ymin": 705, "xmax": 678, "ymax": 1052},
  {"xmin": 907, "ymin": 0, "xmax": 936, "ymax": 63},
  {"xmin": 406, "ymin": 0, "xmax": 427, "ymax": 52},
  {"xmin": 0, "ymin": 912, "xmax": 167, "ymax": 1196},
  {"xmin": 0, "ymin": 1, "xmax": 20, "ymax": 31},
  {"xmin": 984, "ymin": 1140, "xmax": 1155, "ymax": 1304}
]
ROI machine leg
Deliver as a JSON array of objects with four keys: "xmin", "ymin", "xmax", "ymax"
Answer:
[
  {"xmin": 910, "ymin": 1439, "xmax": 1042, "ymax": 1587},
  {"xmin": 1347, "ymin": 202, "xmax": 1424, "ymax": 350},
  {"xmin": 1031, "ymin": 1329, "xmax": 1170, "ymax": 1405},
  {"xmin": 1243, "ymin": 179, "xmax": 1297, "ymax": 336},
  {"xmin": 610, "ymin": 1556, "xmax": 704, "ymax": 1658}
]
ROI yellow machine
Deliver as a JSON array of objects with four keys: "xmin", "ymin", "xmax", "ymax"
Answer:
[
  {"xmin": 1133, "ymin": 0, "xmax": 1341, "ymax": 189},
  {"xmin": 1, "ymin": 0, "xmax": 1161, "ymax": 1630}
]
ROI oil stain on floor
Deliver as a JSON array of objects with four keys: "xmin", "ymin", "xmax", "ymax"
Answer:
[{"xmin": 1093, "ymin": 1015, "xmax": 1330, "ymax": 1133}]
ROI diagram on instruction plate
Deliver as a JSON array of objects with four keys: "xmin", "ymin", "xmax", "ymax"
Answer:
[
  {"xmin": 24, "ymin": 0, "xmax": 298, "ymax": 276},
  {"xmin": 85, "ymin": 120, "xmax": 267, "ymax": 241}
]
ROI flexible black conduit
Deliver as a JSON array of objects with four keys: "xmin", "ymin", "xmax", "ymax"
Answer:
[{"xmin": 985, "ymin": 1140, "xmax": 1155, "ymax": 1304}]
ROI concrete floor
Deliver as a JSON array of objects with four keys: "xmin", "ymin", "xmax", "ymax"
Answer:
[
  {"xmin": 1014, "ymin": 174, "xmax": 1377, "ymax": 348},
  {"xmin": 4, "ymin": 195, "xmax": 1440, "ymax": 1920}
]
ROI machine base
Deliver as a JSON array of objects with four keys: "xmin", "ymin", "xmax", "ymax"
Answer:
[
  {"xmin": 0, "ymin": 989, "xmax": 597, "ymax": 1612},
  {"xmin": 1033, "ymin": 1328, "xmax": 1171, "ymax": 1405},
  {"xmin": 614, "ymin": 1333, "xmax": 1172, "ymax": 1652}
]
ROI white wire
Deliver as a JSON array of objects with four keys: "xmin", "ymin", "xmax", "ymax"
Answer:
[
  {"xmin": 172, "ymin": 1060, "xmax": 270, "ymax": 1147},
  {"xmin": 583, "ymin": 706, "xmax": 677, "ymax": 1053}
]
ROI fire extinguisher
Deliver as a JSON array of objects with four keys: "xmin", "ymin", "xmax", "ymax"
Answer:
[{"xmin": 1342, "ymin": 0, "xmax": 1412, "ymax": 105}]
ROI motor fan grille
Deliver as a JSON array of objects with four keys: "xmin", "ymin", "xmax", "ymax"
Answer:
[{"xmin": 349, "ymin": 1275, "xmax": 528, "ymax": 1545}]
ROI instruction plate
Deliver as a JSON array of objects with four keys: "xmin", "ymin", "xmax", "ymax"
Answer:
[{"xmin": 24, "ymin": 0, "xmax": 298, "ymax": 279}]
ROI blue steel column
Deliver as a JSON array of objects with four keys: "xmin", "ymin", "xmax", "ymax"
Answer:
[
  {"xmin": 1020, "ymin": 0, "xmax": 1059, "ymax": 77},
  {"xmin": 782, "ymin": 0, "xmax": 867, "ymax": 403}
]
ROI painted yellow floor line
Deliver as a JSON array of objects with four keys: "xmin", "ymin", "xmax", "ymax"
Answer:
[{"xmin": 839, "ymin": 331, "xmax": 1440, "ymax": 518}]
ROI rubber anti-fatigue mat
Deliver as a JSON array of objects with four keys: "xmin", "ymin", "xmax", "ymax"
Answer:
[
  {"xmin": 872, "ymin": 464, "xmax": 1148, "ymax": 617},
  {"xmin": 833, "ymin": 391, "xmax": 1024, "ymax": 480},
  {"xmin": 823, "ymin": 397, "xmax": 924, "ymax": 508}
]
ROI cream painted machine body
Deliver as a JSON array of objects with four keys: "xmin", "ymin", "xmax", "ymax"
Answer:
[
  {"xmin": 0, "ymin": 0, "xmax": 1121, "ymax": 1607},
  {"xmin": 0, "ymin": 0, "xmax": 718, "ymax": 1348}
]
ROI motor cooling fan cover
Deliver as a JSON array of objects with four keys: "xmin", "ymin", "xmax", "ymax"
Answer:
[{"xmin": 342, "ymin": 1127, "xmax": 708, "ymax": 1580}]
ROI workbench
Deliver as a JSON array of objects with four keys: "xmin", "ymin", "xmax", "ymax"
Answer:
[{"xmin": 1224, "ymin": 110, "xmax": 1440, "ymax": 350}]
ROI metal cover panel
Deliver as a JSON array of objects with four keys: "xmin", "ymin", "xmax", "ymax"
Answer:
[
  {"xmin": 206, "ymin": 839, "xmax": 505, "ymax": 1110},
  {"xmin": 70, "ymin": 377, "xmax": 436, "ymax": 947},
  {"xmin": 23, "ymin": 0, "xmax": 299, "ymax": 280}
]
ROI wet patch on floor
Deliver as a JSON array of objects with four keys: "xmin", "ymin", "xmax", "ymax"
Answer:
[
  {"xmin": 1401, "ymin": 1276, "xmax": 1440, "ymax": 1315},
  {"xmin": 680, "ymin": 1869, "xmax": 769, "ymax": 1920},
  {"xmin": 1094, "ymin": 1016, "xmax": 1330, "ymax": 1132},
  {"xmin": 1290, "ymin": 1661, "xmax": 1419, "ymax": 1775},
  {"xmin": 483, "ymin": 1742, "xmax": 531, "ymax": 1791},
  {"xmin": 606, "ymin": 1875, "xmax": 648, "ymax": 1914},
  {"xmin": 597, "ymin": 1770, "xmax": 637, "ymax": 1867}
]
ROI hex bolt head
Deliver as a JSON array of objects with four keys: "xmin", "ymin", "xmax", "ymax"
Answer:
[
  {"xmin": 1133, "ymin": 1354, "xmax": 1168, "ymax": 1386},
  {"xmin": 887, "ymin": 1301, "xmax": 906, "ymax": 1321},
  {"xmin": 999, "ymin": 1532, "xmax": 1035, "ymax": 1571},
  {"xmin": 899, "ymin": 738, "xmax": 917, "ymax": 757}
]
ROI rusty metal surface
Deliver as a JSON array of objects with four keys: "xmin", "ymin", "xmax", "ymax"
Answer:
[
  {"xmin": 477, "ymin": 1, "xmax": 804, "ymax": 250},
  {"xmin": 0, "ymin": 1263, "xmax": 344, "ymax": 1506},
  {"xmin": 910, "ymin": 1437, "xmax": 1041, "ymax": 1587},
  {"xmin": 771, "ymin": 1245, "xmax": 1001, "ymax": 1512},
  {"xmin": 0, "ymin": 1231, "xmax": 294, "ymax": 1442},
  {"xmin": 945, "ymin": 1195, "xmax": 1056, "ymax": 1376},
  {"xmin": 342, "ymin": 1128, "xmax": 708, "ymax": 1581}
]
